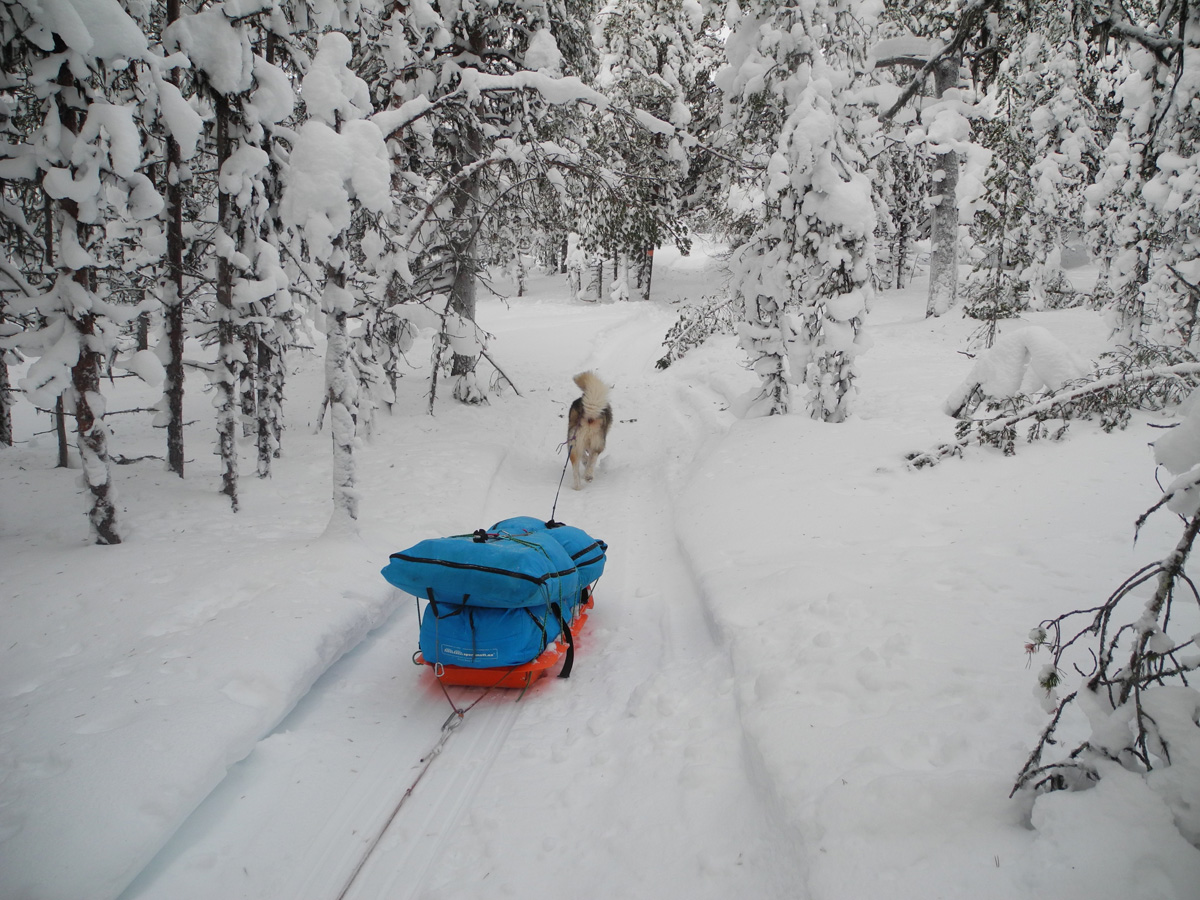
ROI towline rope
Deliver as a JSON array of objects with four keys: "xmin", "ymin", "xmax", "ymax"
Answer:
[{"xmin": 550, "ymin": 437, "xmax": 573, "ymax": 522}]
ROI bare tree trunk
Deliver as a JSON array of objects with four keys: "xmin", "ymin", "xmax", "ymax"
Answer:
[
  {"xmin": 255, "ymin": 340, "xmax": 272, "ymax": 480},
  {"xmin": 0, "ymin": 341, "xmax": 10, "ymax": 446},
  {"xmin": 41, "ymin": 191, "xmax": 71, "ymax": 467},
  {"xmin": 136, "ymin": 307, "xmax": 149, "ymax": 351},
  {"xmin": 640, "ymin": 247, "xmax": 654, "ymax": 301},
  {"xmin": 894, "ymin": 218, "xmax": 909, "ymax": 289},
  {"xmin": 163, "ymin": 0, "xmax": 186, "ymax": 477},
  {"xmin": 54, "ymin": 396, "xmax": 68, "ymax": 467},
  {"xmin": 240, "ymin": 328, "xmax": 257, "ymax": 437},
  {"xmin": 588, "ymin": 253, "xmax": 603, "ymax": 302}
]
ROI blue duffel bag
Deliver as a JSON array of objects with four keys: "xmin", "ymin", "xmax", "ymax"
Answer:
[
  {"xmin": 490, "ymin": 517, "xmax": 608, "ymax": 587},
  {"xmin": 382, "ymin": 528, "xmax": 579, "ymax": 609},
  {"xmin": 418, "ymin": 596, "xmax": 576, "ymax": 668}
]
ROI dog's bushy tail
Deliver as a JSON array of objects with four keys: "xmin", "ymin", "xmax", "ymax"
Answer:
[{"xmin": 573, "ymin": 371, "xmax": 609, "ymax": 414}]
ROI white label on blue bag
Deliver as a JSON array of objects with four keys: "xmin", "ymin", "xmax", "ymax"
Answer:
[{"xmin": 440, "ymin": 644, "xmax": 499, "ymax": 661}]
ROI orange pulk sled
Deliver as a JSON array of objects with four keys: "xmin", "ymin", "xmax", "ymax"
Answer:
[{"xmin": 380, "ymin": 516, "xmax": 606, "ymax": 689}]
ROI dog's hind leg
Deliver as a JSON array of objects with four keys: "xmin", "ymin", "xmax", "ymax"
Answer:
[
  {"xmin": 570, "ymin": 445, "xmax": 584, "ymax": 490},
  {"xmin": 583, "ymin": 448, "xmax": 600, "ymax": 483}
]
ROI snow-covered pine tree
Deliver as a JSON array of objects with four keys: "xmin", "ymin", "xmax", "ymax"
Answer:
[
  {"xmin": 280, "ymin": 30, "xmax": 391, "ymax": 526},
  {"xmin": 718, "ymin": 0, "xmax": 877, "ymax": 420},
  {"xmin": 961, "ymin": 64, "xmax": 1032, "ymax": 339},
  {"xmin": 1087, "ymin": 0, "xmax": 1200, "ymax": 350},
  {"xmin": 0, "ymin": 15, "xmax": 38, "ymax": 449},
  {"xmin": 1021, "ymin": 26, "xmax": 1099, "ymax": 309},
  {"xmin": 873, "ymin": 0, "xmax": 1030, "ymax": 319},
  {"xmin": 4, "ymin": 0, "xmax": 165, "ymax": 543},
  {"xmin": 0, "ymin": 230, "xmax": 33, "ymax": 448},
  {"xmin": 871, "ymin": 13, "xmax": 965, "ymax": 317}
]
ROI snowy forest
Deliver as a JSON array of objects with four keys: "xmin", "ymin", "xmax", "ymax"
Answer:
[
  {"xmin": 7, "ymin": 0, "xmax": 1200, "ymax": 534},
  {"xmin": 8, "ymin": 0, "xmax": 1200, "ymax": 536},
  {"xmin": 6, "ymin": 0, "xmax": 1200, "ymax": 898}
]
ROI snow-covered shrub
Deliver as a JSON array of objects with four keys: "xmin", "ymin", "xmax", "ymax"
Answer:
[
  {"xmin": 944, "ymin": 326, "xmax": 1091, "ymax": 419},
  {"xmin": 1014, "ymin": 408, "xmax": 1200, "ymax": 845}
]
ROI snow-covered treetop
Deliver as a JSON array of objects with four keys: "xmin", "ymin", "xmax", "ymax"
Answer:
[
  {"xmin": 281, "ymin": 32, "xmax": 389, "ymax": 264},
  {"xmin": 302, "ymin": 32, "xmax": 374, "ymax": 126},
  {"xmin": 162, "ymin": 6, "xmax": 254, "ymax": 96},
  {"xmin": 16, "ymin": 0, "xmax": 148, "ymax": 62}
]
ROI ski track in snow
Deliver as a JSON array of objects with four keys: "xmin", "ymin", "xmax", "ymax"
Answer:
[{"xmin": 121, "ymin": 297, "xmax": 802, "ymax": 899}]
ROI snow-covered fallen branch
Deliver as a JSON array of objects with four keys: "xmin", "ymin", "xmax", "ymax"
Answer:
[
  {"xmin": 908, "ymin": 353, "xmax": 1200, "ymax": 468},
  {"xmin": 656, "ymin": 295, "xmax": 740, "ymax": 369}
]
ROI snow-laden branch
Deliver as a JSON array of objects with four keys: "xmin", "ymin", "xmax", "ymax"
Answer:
[
  {"xmin": 909, "ymin": 361, "xmax": 1200, "ymax": 468},
  {"xmin": 869, "ymin": 37, "xmax": 945, "ymax": 71},
  {"xmin": 0, "ymin": 258, "xmax": 37, "ymax": 298},
  {"xmin": 878, "ymin": 0, "xmax": 1001, "ymax": 122},
  {"xmin": 1095, "ymin": 13, "xmax": 1183, "ymax": 62}
]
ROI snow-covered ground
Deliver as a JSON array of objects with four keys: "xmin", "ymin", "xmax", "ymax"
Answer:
[{"xmin": 3, "ymin": 244, "xmax": 1200, "ymax": 900}]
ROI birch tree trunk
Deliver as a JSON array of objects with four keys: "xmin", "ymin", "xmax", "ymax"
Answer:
[
  {"xmin": 926, "ymin": 56, "xmax": 961, "ymax": 317},
  {"xmin": 639, "ymin": 247, "xmax": 654, "ymax": 302},
  {"xmin": 323, "ymin": 257, "xmax": 358, "ymax": 524},
  {"xmin": 449, "ymin": 115, "xmax": 485, "ymax": 404},
  {"xmin": 214, "ymin": 94, "xmax": 239, "ymax": 512}
]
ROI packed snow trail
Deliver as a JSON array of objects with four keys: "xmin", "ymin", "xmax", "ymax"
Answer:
[{"xmin": 121, "ymin": 295, "xmax": 803, "ymax": 899}]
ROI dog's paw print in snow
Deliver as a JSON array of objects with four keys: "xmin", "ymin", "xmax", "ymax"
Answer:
[
  {"xmin": 14, "ymin": 749, "xmax": 71, "ymax": 779},
  {"xmin": 625, "ymin": 673, "xmax": 675, "ymax": 719},
  {"xmin": 220, "ymin": 674, "xmax": 278, "ymax": 709}
]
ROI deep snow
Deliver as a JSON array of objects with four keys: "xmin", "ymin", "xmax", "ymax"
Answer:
[{"xmin": 2, "ymin": 244, "xmax": 1200, "ymax": 900}]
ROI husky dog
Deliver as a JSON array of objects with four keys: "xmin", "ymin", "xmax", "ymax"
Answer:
[{"xmin": 567, "ymin": 371, "xmax": 612, "ymax": 490}]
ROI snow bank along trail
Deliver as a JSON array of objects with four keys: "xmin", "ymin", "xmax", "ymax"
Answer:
[{"xmin": 122, "ymin": 294, "xmax": 802, "ymax": 899}]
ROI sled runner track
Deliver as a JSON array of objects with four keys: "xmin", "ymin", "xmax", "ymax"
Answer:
[
  {"xmin": 281, "ymin": 691, "xmax": 523, "ymax": 900},
  {"xmin": 343, "ymin": 693, "xmax": 523, "ymax": 900}
]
